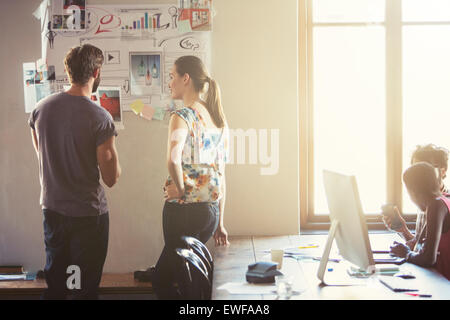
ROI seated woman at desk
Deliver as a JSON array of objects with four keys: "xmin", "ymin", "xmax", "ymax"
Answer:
[
  {"xmin": 390, "ymin": 162, "xmax": 450, "ymax": 280},
  {"xmin": 383, "ymin": 144, "xmax": 449, "ymax": 250}
]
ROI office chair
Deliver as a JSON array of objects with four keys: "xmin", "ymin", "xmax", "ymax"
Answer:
[
  {"xmin": 175, "ymin": 248, "xmax": 211, "ymax": 300},
  {"xmin": 181, "ymin": 236, "xmax": 214, "ymax": 282}
]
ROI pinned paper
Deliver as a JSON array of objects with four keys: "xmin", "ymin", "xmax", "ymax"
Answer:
[
  {"xmin": 177, "ymin": 19, "xmax": 192, "ymax": 33},
  {"xmin": 141, "ymin": 105, "xmax": 155, "ymax": 120},
  {"xmin": 130, "ymin": 99, "xmax": 145, "ymax": 115},
  {"xmin": 33, "ymin": 0, "xmax": 48, "ymax": 20},
  {"xmin": 23, "ymin": 62, "xmax": 37, "ymax": 113},
  {"xmin": 33, "ymin": 3, "xmax": 42, "ymax": 20},
  {"xmin": 152, "ymin": 106, "xmax": 166, "ymax": 121}
]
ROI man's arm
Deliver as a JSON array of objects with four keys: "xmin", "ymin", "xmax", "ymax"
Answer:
[
  {"xmin": 97, "ymin": 135, "xmax": 121, "ymax": 188},
  {"xmin": 30, "ymin": 129, "xmax": 39, "ymax": 157}
]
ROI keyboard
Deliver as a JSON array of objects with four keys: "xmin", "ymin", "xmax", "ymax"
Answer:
[{"xmin": 373, "ymin": 253, "xmax": 406, "ymax": 265}]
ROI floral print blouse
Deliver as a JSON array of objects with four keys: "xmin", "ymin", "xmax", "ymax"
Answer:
[{"xmin": 166, "ymin": 106, "xmax": 229, "ymax": 203}]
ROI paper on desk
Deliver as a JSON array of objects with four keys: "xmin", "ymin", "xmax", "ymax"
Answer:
[
  {"xmin": 217, "ymin": 282, "xmax": 277, "ymax": 295},
  {"xmin": 263, "ymin": 246, "xmax": 321, "ymax": 256},
  {"xmin": 0, "ymin": 274, "xmax": 27, "ymax": 281}
]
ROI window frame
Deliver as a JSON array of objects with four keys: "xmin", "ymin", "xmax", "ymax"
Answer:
[{"xmin": 298, "ymin": 0, "xmax": 448, "ymax": 230}]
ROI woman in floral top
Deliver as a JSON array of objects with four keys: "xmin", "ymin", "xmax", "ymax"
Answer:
[{"xmin": 153, "ymin": 56, "xmax": 229, "ymax": 299}]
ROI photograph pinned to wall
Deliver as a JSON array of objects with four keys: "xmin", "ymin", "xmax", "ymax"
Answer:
[
  {"xmin": 23, "ymin": 62, "xmax": 53, "ymax": 113},
  {"xmin": 97, "ymin": 86, "xmax": 124, "ymax": 129},
  {"xmin": 51, "ymin": 0, "xmax": 86, "ymax": 30},
  {"xmin": 178, "ymin": 0, "xmax": 212, "ymax": 31},
  {"xmin": 23, "ymin": 63, "xmax": 37, "ymax": 113},
  {"xmin": 130, "ymin": 52, "xmax": 163, "ymax": 96}
]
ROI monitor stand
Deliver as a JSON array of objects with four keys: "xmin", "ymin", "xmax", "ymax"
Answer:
[{"xmin": 317, "ymin": 220, "xmax": 369, "ymax": 286}]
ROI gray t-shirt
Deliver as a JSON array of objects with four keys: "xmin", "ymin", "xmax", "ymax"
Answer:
[{"xmin": 28, "ymin": 92, "xmax": 117, "ymax": 217}]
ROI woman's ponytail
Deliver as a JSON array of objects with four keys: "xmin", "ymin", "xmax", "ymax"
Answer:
[{"xmin": 205, "ymin": 77, "xmax": 226, "ymax": 128}]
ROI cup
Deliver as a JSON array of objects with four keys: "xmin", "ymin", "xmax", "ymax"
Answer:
[
  {"xmin": 271, "ymin": 249, "xmax": 284, "ymax": 269},
  {"xmin": 275, "ymin": 275, "xmax": 294, "ymax": 299}
]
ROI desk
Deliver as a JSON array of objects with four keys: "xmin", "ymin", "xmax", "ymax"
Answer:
[{"xmin": 212, "ymin": 233, "xmax": 450, "ymax": 300}]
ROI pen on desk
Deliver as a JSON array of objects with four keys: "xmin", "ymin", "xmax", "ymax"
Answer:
[
  {"xmin": 312, "ymin": 257, "xmax": 340, "ymax": 263},
  {"xmin": 297, "ymin": 245, "xmax": 319, "ymax": 249},
  {"xmin": 404, "ymin": 293, "xmax": 432, "ymax": 298}
]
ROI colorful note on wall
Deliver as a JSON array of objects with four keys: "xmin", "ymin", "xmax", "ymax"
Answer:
[
  {"xmin": 141, "ymin": 104, "xmax": 155, "ymax": 120},
  {"xmin": 130, "ymin": 99, "xmax": 145, "ymax": 115},
  {"xmin": 152, "ymin": 106, "xmax": 166, "ymax": 121}
]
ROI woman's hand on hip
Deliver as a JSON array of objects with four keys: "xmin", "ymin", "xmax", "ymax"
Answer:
[{"xmin": 163, "ymin": 183, "xmax": 185, "ymax": 201}]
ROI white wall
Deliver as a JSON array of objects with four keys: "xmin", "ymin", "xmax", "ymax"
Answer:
[
  {"xmin": 0, "ymin": 0, "xmax": 299, "ymax": 273},
  {"xmin": 212, "ymin": 0, "xmax": 299, "ymax": 235}
]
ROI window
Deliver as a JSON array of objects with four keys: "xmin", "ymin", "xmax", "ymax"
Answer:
[{"xmin": 300, "ymin": 0, "xmax": 450, "ymax": 229}]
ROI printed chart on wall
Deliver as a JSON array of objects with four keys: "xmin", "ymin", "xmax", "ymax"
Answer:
[{"xmin": 25, "ymin": 0, "xmax": 213, "ymax": 129}]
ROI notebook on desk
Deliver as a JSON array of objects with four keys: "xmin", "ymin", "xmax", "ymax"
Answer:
[{"xmin": 378, "ymin": 275, "xmax": 419, "ymax": 292}]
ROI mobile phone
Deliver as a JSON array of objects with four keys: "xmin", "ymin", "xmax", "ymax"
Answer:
[{"xmin": 381, "ymin": 204, "xmax": 403, "ymax": 230}]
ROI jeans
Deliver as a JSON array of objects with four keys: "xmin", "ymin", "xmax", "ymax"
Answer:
[
  {"xmin": 153, "ymin": 201, "xmax": 219, "ymax": 299},
  {"xmin": 42, "ymin": 209, "xmax": 109, "ymax": 300}
]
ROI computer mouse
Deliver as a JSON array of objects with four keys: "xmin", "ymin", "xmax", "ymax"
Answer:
[{"xmin": 395, "ymin": 273, "xmax": 416, "ymax": 279}]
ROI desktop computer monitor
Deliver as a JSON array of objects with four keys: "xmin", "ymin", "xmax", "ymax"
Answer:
[{"xmin": 317, "ymin": 170, "xmax": 375, "ymax": 284}]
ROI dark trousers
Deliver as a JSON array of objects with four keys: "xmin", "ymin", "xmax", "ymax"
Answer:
[
  {"xmin": 153, "ymin": 201, "xmax": 219, "ymax": 299},
  {"xmin": 42, "ymin": 209, "xmax": 109, "ymax": 300}
]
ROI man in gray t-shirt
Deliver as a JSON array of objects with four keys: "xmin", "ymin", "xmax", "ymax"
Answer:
[
  {"xmin": 28, "ymin": 44, "xmax": 121, "ymax": 300},
  {"xmin": 29, "ymin": 92, "xmax": 117, "ymax": 217}
]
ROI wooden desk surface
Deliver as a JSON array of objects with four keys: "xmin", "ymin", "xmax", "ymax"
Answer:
[{"xmin": 212, "ymin": 233, "xmax": 450, "ymax": 300}]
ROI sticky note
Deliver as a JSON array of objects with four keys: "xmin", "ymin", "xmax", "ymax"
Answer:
[
  {"xmin": 141, "ymin": 105, "xmax": 155, "ymax": 121},
  {"xmin": 152, "ymin": 106, "xmax": 166, "ymax": 121},
  {"xmin": 130, "ymin": 99, "xmax": 144, "ymax": 115},
  {"xmin": 177, "ymin": 19, "xmax": 192, "ymax": 33}
]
